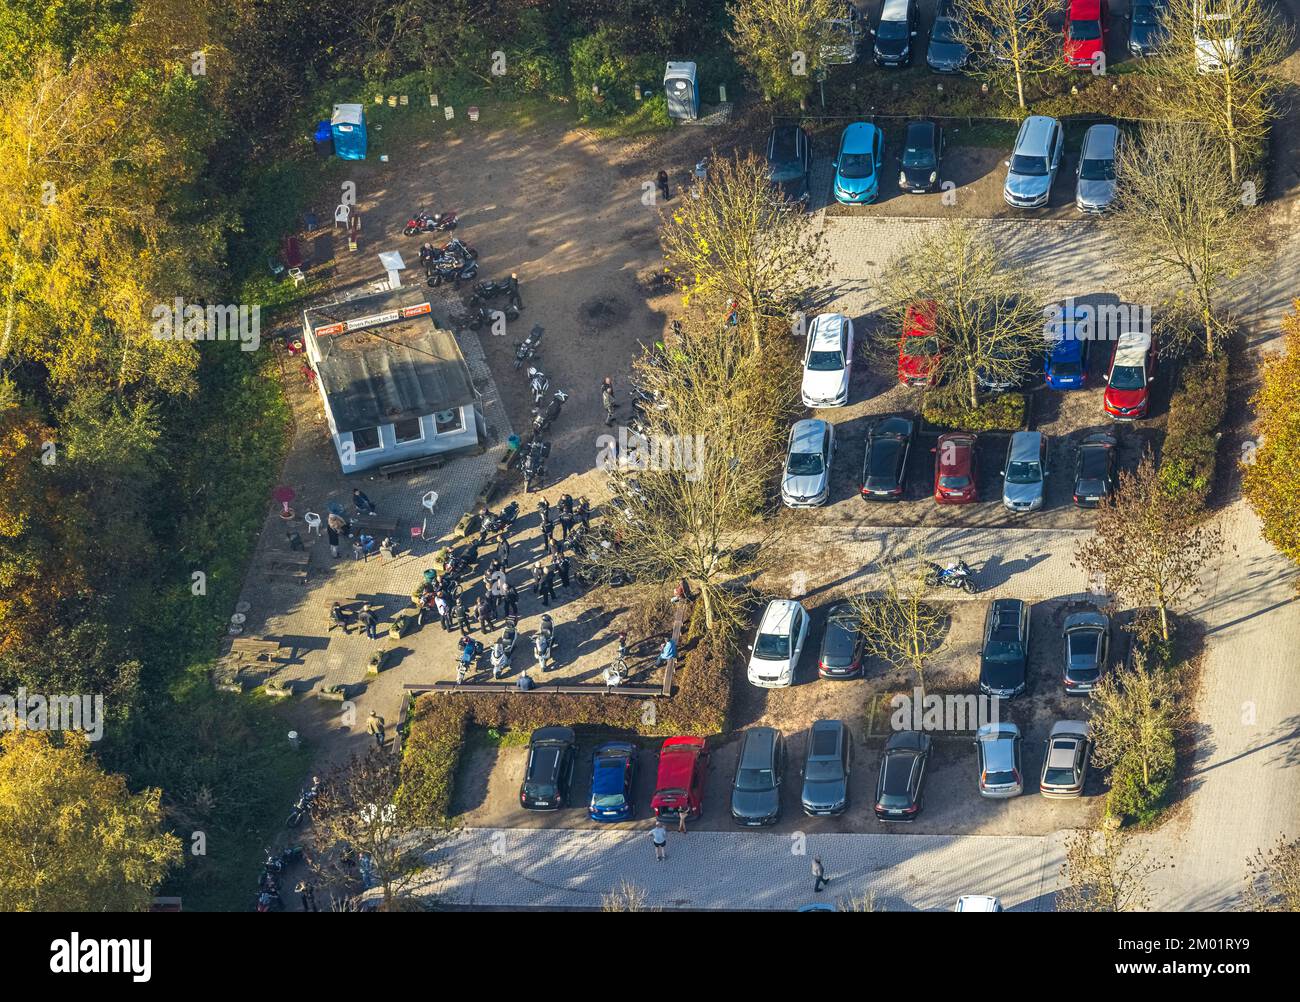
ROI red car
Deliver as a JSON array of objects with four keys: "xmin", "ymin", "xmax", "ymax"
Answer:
[
  {"xmin": 1064, "ymin": 0, "xmax": 1108, "ymax": 69},
  {"xmin": 932, "ymin": 432, "xmax": 979, "ymax": 504},
  {"xmin": 1103, "ymin": 330, "xmax": 1157, "ymax": 421},
  {"xmin": 898, "ymin": 301, "xmax": 941, "ymax": 386},
  {"xmin": 651, "ymin": 736, "xmax": 709, "ymax": 820}
]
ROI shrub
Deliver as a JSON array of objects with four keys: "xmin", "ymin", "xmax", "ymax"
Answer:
[
  {"xmin": 569, "ymin": 28, "xmax": 661, "ymax": 120},
  {"xmin": 1159, "ymin": 354, "xmax": 1228, "ymax": 510},
  {"xmin": 922, "ymin": 391, "xmax": 1027, "ymax": 432}
]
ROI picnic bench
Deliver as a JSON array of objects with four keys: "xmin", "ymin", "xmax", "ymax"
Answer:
[
  {"xmin": 227, "ymin": 636, "xmax": 286, "ymax": 662},
  {"xmin": 263, "ymin": 549, "xmax": 309, "ymax": 583},
  {"xmin": 282, "ymin": 235, "xmax": 303, "ymax": 271},
  {"xmin": 351, "ymin": 513, "xmax": 401, "ymax": 535},
  {"xmin": 214, "ymin": 635, "xmax": 287, "ymax": 693},
  {"xmin": 380, "ymin": 454, "xmax": 445, "ymax": 480}
]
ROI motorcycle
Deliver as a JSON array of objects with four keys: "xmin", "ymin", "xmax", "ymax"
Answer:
[
  {"xmin": 522, "ymin": 440, "xmax": 550, "ymax": 493},
  {"xmin": 531, "ymin": 389, "xmax": 569, "ymax": 435},
  {"xmin": 427, "ymin": 253, "xmax": 478, "ymax": 287},
  {"xmin": 513, "ymin": 325, "xmax": 544, "ymax": 369},
  {"xmin": 403, "ymin": 209, "xmax": 458, "ymax": 235},
  {"xmin": 526, "ymin": 366, "xmax": 549, "ymax": 407},
  {"xmin": 490, "ymin": 618, "xmax": 518, "ymax": 678},
  {"xmin": 286, "ymin": 780, "xmax": 319, "ymax": 828},
  {"xmin": 478, "ymin": 501, "xmax": 519, "ymax": 540},
  {"xmin": 925, "ymin": 559, "xmax": 977, "ymax": 594},
  {"xmin": 534, "ymin": 625, "xmax": 556, "ymax": 672},
  {"xmin": 457, "ymin": 637, "xmax": 481, "ymax": 683},
  {"xmin": 441, "ymin": 236, "xmax": 478, "ymax": 260},
  {"xmin": 451, "ymin": 302, "xmax": 515, "ymax": 331},
  {"xmin": 256, "ymin": 889, "xmax": 283, "ymax": 913}
]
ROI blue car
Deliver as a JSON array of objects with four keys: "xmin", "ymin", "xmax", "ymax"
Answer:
[
  {"xmin": 1044, "ymin": 305, "xmax": 1090, "ymax": 389},
  {"xmin": 589, "ymin": 742, "xmax": 637, "ymax": 822},
  {"xmin": 833, "ymin": 123, "xmax": 883, "ymax": 204}
]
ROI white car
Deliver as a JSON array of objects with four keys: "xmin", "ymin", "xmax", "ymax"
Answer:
[
  {"xmin": 801, "ymin": 313, "xmax": 855, "ymax": 408},
  {"xmin": 1194, "ymin": 2, "xmax": 1237, "ymax": 73},
  {"xmin": 955, "ymin": 895, "xmax": 1004, "ymax": 912},
  {"xmin": 747, "ymin": 599, "xmax": 810, "ymax": 688}
]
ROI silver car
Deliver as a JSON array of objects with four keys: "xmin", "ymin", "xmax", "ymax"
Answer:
[
  {"xmin": 1063, "ymin": 610, "xmax": 1110, "ymax": 693},
  {"xmin": 781, "ymin": 419, "xmax": 834, "ymax": 507},
  {"xmin": 975, "ymin": 722, "xmax": 1022, "ymax": 798},
  {"xmin": 1003, "ymin": 115, "xmax": 1063, "ymax": 209},
  {"xmin": 1040, "ymin": 721, "xmax": 1091, "ymax": 798},
  {"xmin": 1075, "ymin": 124, "xmax": 1120, "ymax": 213},
  {"xmin": 1002, "ymin": 431, "xmax": 1049, "ymax": 512}
]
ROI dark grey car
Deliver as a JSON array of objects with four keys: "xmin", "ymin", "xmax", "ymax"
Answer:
[
  {"xmin": 731, "ymin": 726, "xmax": 785, "ymax": 826},
  {"xmin": 800, "ymin": 719, "xmax": 853, "ymax": 816},
  {"xmin": 1063, "ymin": 610, "xmax": 1110, "ymax": 693}
]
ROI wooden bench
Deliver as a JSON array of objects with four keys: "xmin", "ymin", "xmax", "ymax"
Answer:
[
  {"xmin": 351, "ymin": 514, "xmax": 401, "ymax": 535},
  {"xmin": 380, "ymin": 454, "xmax": 445, "ymax": 480},
  {"xmin": 412, "ymin": 682, "xmax": 663, "ymax": 696},
  {"xmin": 265, "ymin": 566, "xmax": 308, "ymax": 584},
  {"xmin": 227, "ymin": 637, "xmax": 286, "ymax": 662}
]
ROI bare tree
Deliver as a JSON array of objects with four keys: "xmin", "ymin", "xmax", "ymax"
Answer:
[
  {"xmin": 1146, "ymin": 0, "xmax": 1289, "ymax": 185},
  {"xmin": 954, "ymin": 0, "xmax": 1061, "ymax": 109},
  {"xmin": 1109, "ymin": 123, "xmax": 1259, "ymax": 354},
  {"xmin": 727, "ymin": 0, "xmax": 839, "ymax": 108},
  {"xmin": 1058, "ymin": 827, "xmax": 1167, "ymax": 912},
  {"xmin": 1244, "ymin": 835, "xmax": 1300, "ymax": 912},
  {"xmin": 846, "ymin": 551, "xmax": 947, "ymax": 693},
  {"xmin": 873, "ymin": 220, "xmax": 1044, "ymax": 410},
  {"xmin": 658, "ymin": 151, "xmax": 829, "ymax": 353},
  {"xmin": 1074, "ymin": 451, "xmax": 1225, "ymax": 641},
  {"xmin": 601, "ymin": 880, "xmax": 659, "ymax": 912}
]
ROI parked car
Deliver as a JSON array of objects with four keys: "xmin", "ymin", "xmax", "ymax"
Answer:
[
  {"xmin": 932, "ymin": 431, "xmax": 978, "ymax": 504},
  {"xmin": 1044, "ymin": 302, "xmax": 1090, "ymax": 389},
  {"xmin": 975, "ymin": 722, "xmax": 1023, "ymax": 798},
  {"xmin": 927, "ymin": 0, "xmax": 971, "ymax": 72},
  {"xmin": 1003, "ymin": 115, "xmax": 1064, "ymax": 209},
  {"xmin": 747, "ymin": 598, "xmax": 811, "ymax": 688},
  {"xmin": 898, "ymin": 300, "xmax": 940, "ymax": 385},
  {"xmin": 898, "ymin": 120, "xmax": 945, "ymax": 194},
  {"xmin": 1001, "ymin": 431, "xmax": 1049, "ymax": 513},
  {"xmin": 731, "ymin": 727, "xmax": 786, "ymax": 826},
  {"xmin": 801, "ymin": 312, "xmax": 855, "ymax": 407},
  {"xmin": 833, "ymin": 122, "xmax": 884, "ymax": 204},
  {"xmin": 1195, "ymin": 0, "xmax": 1238, "ymax": 74},
  {"xmin": 1062, "ymin": 609, "xmax": 1110, "ymax": 693},
  {"xmin": 1064, "ymin": 0, "xmax": 1109, "ymax": 69},
  {"xmin": 1127, "ymin": 0, "xmax": 1168, "ymax": 57},
  {"xmin": 1103, "ymin": 330, "xmax": 1158, "ymax": 420},
  {"xmin": 955, "ymin": 895, "xmax": 1004, "ymax": 911},
  {"xmin": 979, "ymin": 598, "xmax": 1030, "ymax": 699},
  {"xmin": 651, "ymin": 736, "xmax": 709, "ymax": 819},
  {"xmin": 782, "ymin": 419, "xmax": 835, "ymax": 508},
  {"xmin": 874, "ymin": 730, "xmax": 932, "ymax": 820},
  {"xmin": 1072, "ymin": 432, "xmax": 1117, "ymax": 507},
  {"xmin": 821, "ymin": 2, "xmax": 866, "ymax": 64},
  {"xmin": 1040, "ymin": 721, "xmax": 1092, "ymax": 798},
  {"xmin": 519, "ymin": 726, "xmax": 577, "ymax": 811},
  {"xmin": 818, "ymin": 602, "xmax": 864, "ymax": 679},
  {"xmin": 873, "ymin": 0, "xmax": 920, "ymax": 66},
  {"xmin": 766, "ymin": 123, "xmax": 813, "ymax": 208},
  {"xmin": 800, "ymin": 719, "xmax": 853, "ymax": 816},
  {"xmin": 1075, "ymin": 123, "xmax": 1120, "ymax": 214},
  {"xmin": 861, "ymin": 415, "xmax": 913, "ymax": 500},
  {"xmin": 589, "ymin": 741, "xmax": 637, "ymax": 822}
]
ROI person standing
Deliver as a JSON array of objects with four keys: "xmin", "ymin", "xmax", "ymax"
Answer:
[
  {"xmin": 531, "ymin": 563, "xmax": 545, "ymax": 597},
  {"xmin": 367, "ymin": 711, "xmax": 386, "ymax": 749},
  {"xmin": 506, "ymin": 271, "xmax": 522, "ymax": 313},
  {"xmin": 456, "ymin": 597, "xmax": 471, "ymax": 636},
  {"xmin": 435, "ymin": 591, "xmax": 451, "ymax": 632},
  {"xmin": 360, "ymin": 607, "xmax": 379, "ymax": 640},
  {"xmin": 577, "ymin": 496, "xmax": 591, "ymax": 532},
  {"xmin": 327, "ymin": 523, "xmax": 341, "ymax": 558},
  {"xmin": 812, "ymin": 857, "xmax": 828, "ymax": 893},
  {"xmin": 504, "ymin": 583, "xmax": 520, "ymax": 619},
  {"xmin": 496, "ymin": 535, "xmax": 510, "ymax": 570},
  {"xmin": 677, "ymin": 807, "xmax": 688, "ymax": 835},
  {"xmin": 656, "ymin": 169, "xmax": 671, "ymax": 202},
  {"xmin": 538, "ymin": 567, "xmax": 556, "ymax": 607},
  {"xmin": 602, "ymin": 378, "xmax": 617, "ymax": 426},
  {"xmin": 540, "ymin": 511, "xmax": 556, "ymax": 555},
  {"xmin": 476, "ymin": 594, "xmax": 495, "ymax": 633},
  {"xmin": 652, "ymin": 821, "xmax": 668, "ymax": 862},
  {"xmin": 353, "ymin": 488, "xmax": 377, "ymax": 516},
  {"xmin": 557, "ymin": 554, "xmax": 572, "ymax": 590}
]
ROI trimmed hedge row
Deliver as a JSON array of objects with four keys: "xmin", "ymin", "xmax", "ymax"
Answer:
[
  {"xmin": 1159, "ymin": 355, "xmax": 1229, "ymax": 510},
  {"xmin": 922, "ymin": 391, "xmax": 1028, "ymax": 432},
  {"xmin": 398, "ymin": 631, "xmax": 734, "ymax": 827}
]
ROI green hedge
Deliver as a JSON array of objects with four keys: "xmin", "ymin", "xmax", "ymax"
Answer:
[
  {"xmin": 1159, "ymin": 355, "xmax": 1228, "ymax": 510},
  {"xmin": 398, "ymin": 630, "xmax": 733, "ymax": 827},
  {"xmin": 922, "ymin": 391, "xmax": 1028, "ymax": 432}
]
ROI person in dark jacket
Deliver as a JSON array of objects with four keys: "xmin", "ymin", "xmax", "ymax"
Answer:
[
  {"xmin": 496, "ymin": 536, "xmax": 510, "ymax": 570},
  {"xmin": 538, "ymin": 568, "xmax": 556, "ymax": 607},
  {"xmin": 475, "ymin": 594, "xmax": 495, "ymax": 633},
  {"xmin": 455, "ymin": 597, "xmax": 471, "ymax": 636},
  {"xmin": 353, "ymin": 488, "xmax": 377, "ymax": 515},
  {"xmin": 656, "ymin": 169, "xmax": 671, "ymax": 202}
]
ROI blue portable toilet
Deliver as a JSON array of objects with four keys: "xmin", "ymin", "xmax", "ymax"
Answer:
[
  {"xmin": 330, "ymin": 104, "xmax": 368, "ymax": 160},
  {"xmin": 663, "ymin": 62, "xmax": 699, "ymax": 121}
]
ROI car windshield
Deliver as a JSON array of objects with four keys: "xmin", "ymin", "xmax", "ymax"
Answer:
[
  {"xmin": 1134, "ymin": 3, "xmax": 1163, "ymax": 24},
  {"xmin": 1070, "ymin": 19, "xmax": 1102, "ymax": 40},
  {"xmin": 1109, "ymin": 363, "xmax": 1145, "ymax": 390},
  {"xmin": 753, "ymin": 631, "xmax": 790, "ymax": 659},
  {"xmin": 524, "ymin": 781, "xmax": 556, "ymax": 799},
  {"xmin": 787, "ymin": 451, "xmax": 825, "ymax": 477},
  {"xmin": 1079, "ymin": 155, "xmax": 1115, "ymax": 181},
  {"xmin": 1043, "ymin": 767, "xmax": 1076, "ymax": 785},
  {"xmin": 878, "ymin": 21, "xmax": 909, "ymax": 41},
  {"xmin": 736, "ymin": 767, "xmax": 775, "ymax": 792},
  {"xmin": 984, "ymin": 641, "xmax": 1023, "ymax": 661},
  {"xmin": 932, "ymin": 17, "xmax": 959, "ymax": 43},
  {"xmin": 592, "ymin": 791, "xmax": 625, "ymax": 808},
  {"xmin": 1081, "ymin": 449, "xmax": 1110, "ymax": 476},
  {"xmin": 903, "ymin": 141, "xmax": 936, "ymax": 169},
  {"xmin": 838, "ymin": 152, "xmax": 875, "ymax": 179},
  {"xmin": 939, "ymin": 474, "xmax": 971, "ymax": 489},
  {"xmin": 1010, "ymin": 154, "xmax": 1048, "ymax": 177},
  {"xmin": 805, "ymin": 759, "xmax": 844, "ymax": 782},
  {"xmin": 1070, "ymin": 632, "xmax": 1099, "ymax": 658},
  {"xmin": 807, "ymin": 348, "xmax": 844, "ymax": 371},
  {"xmin": 902, "ymin": 335, "xmax": 940, "ymax": 356},
  {"xmin": 1005, "ymin": 460, "xmax": 1041, "ymax": 484}
]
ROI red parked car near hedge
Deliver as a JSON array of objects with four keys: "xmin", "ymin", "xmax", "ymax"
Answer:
[
  {"xmin": 1064, "ymin": 0, "xmax": 1109, "ymax": 69},
  {"xmin": 898, "ymin": 300, "xmax": 941, "ymax": 386},
  {"xmin": 932, "ymin": 432, "xmax": 979, "ymax": 504},
  {"xmin": 1103, "ymin": 330, "xmax": 1158, "ymax": 421},
  {"xmin": 651, "ymin": 736, "xmax": 709, "ymax": 820}
]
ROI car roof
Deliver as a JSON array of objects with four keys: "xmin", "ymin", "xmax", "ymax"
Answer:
[
  {"xmin": 881, "ymin": 0, "xmax": 912, "ymax": 20},
  {"xmin": 1081, "ymin": 123, "xmax": 1119, "ymax": 159},
  {"xmin": 531, "ymin": 726, "xmax": 575, "ymax": 745},
  {"xmin": 809, "ymin": 313, "xmax": 847, "ymax": 346},
  {"xmin": 1064, "ymin": 610, "xmax": 1109, "ymax": 631},
  {"xmin": 1113, "ymin": 331, "xmax": 1152, "ymax": 367},
  {"xmin": 759, "ymin": 599, "xmax": 801, "ymax": 633},
  {"xmin": 740, "ymin": 726, "xmax": 780, "ymax": 765},
  {"xmin": 904, "ymin": 120, "xmax": 935, "ymax": 143},
  {"xmin": 1008, "ymin": 431, "xmax": 1043, "ymax": 461},
  {"xmin": 1080, "ymin": 432, "xmax": 1117, "ymax": 448},
  {"xmin": 873, "ymin": 415, "xmax": 913, "ymax": 438},
  {"xmin": 808, "ymin": 719, "xmax": 846, "ymax": 757},
  {"xmin": 977, "ymin": 721, "xmax": 1021, "ymax": 738},
  {"xmin": 1069, "ymin": 0, "xmax": 1103, "ymax": 18},
  {"xmin": 840, "ymin": 121, "xmax": 880, "ymax": 153},
  {"xmin": 1049, "ymin": 720, "xmax": 1091, "ymax": 740},
  {"xmin": 884, "ymin": 729, "xmax": 928, "ymax": 752},
  {"xmin": 1015, "ymin": 116, "xmax": 1058, "ymax": 155},
  {"xmin": 790, "ymin": 418, "xmax": 830, "ymax": 451}
]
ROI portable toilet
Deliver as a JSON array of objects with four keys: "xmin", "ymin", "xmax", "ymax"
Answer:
[
  {"xmin": 330, "ymin": 104, "xmax": 368, "ymax": 160},
  {"xmin": 663, "ymin": 62, "xmax": 699, "ymax": 121}
]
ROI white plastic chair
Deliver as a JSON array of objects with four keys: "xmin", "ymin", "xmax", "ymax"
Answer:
[
  {"xmin": 304, "ymin": 511, "xmax": 322, "ymax": 536},
  {"xmin": 289, "ymin": 268, "xmax": 305, "ymax": 287},
  {"xmin": 334, "ymin": 203, "xmax": 350, "ymax": 227},
  {"xmin": 421, "ymin": 491, "xmax": 439, "ymax": 514}
]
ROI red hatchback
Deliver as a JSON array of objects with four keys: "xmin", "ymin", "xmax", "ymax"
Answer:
[
  {"xmin": 1103, "ymin": 331, "xmax": 1157, "ymax": 421},
  {"xmin": 651, "ymin": 736, "xmax": 709, "ymax": 820},
  {"xmin": 898, "ymin": 301, "xmax": 941, "ymax": 386},
  {"xmin": 1064, "ymin": 0, "xmax": 1108, "ymax": 69},
  {"xmin": 932, "ymin": 432, "xmax": 979, "ymax": 504}
]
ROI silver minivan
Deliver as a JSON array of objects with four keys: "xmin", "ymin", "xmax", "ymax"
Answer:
[
  {"xmin": 1075, "ymin": 123, "xmax": 1120, "ymax": 213},
  {"xmin": 1003, "ymin": 115, "xmax": 1063, "ymax": 209}
]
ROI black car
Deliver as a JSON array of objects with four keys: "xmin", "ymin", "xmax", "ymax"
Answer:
[
  {"xmin": 927, "ymin": 0, "xmax": 970, "ymax": 72},
  {"xmin": 766, "ymin": 124, "xmax": 813, "ymax": 208},
  {"xmin": 979, "ymin": 599, "xmax": 1030, "ymax": 699},
  {"xmin": 899, "ymin": 120, "xmax": 944, "ymax": 194},
  {"xmin": 731, "ymin": 726, "xmax": 786, "ymax": 826},
  {"xmin": 1127, "ymin": 0, "xmax": 1167, "ymax": 57},
  {"xmin": 861, "ymin": 415, "xmax": 913, "ymax": 500},
  {"xmin": 1072, "ymin": 432, "xmax": 1117, "ymax": 508},
  {"xmin": 873, "ymin": 0, "xmax": 920, "ymax": 67},
  {"xmin": 818, "ymin": 602, "xmax": 864, "ymax": 679},
  {"xmin": 874, "ymin": 730, "xmax": 932, "ymax": 821},
  {"xmin": 519, "ymin": 726, "xmax": 577, "ymax": 811},
  {"xmin": 800, "ymin": 719, "xmax": 853, "ymax": 816}
]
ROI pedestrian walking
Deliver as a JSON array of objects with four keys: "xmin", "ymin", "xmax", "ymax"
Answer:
[
  {"xmin": 557, "ymin": 554, "xmax": 572, "ymax": 590},
  {"xmin": 652, "ymin": 821, "xmax": 668, "ymax": 861},
  {"xmin": 540, "ymin": 512, "xmax": 556, "ymax": 554},
  {"xmin": 456, "ymin": 597, "xmax": 471, "ymax": 636},
  {"xmin": 656, "ymin": 169, "xmax": 671, "ymax": 202},
  {"xmin": 476, "ymin": 594, "xmax": 495, "ymax": 633},
  {"xmin": 353, "ymin": 488, "xmax": 377, "ymax": 516},
  {"xmin": 359, "ymin": 607, "xmax": 379, "ymax": 640},
  {"xmin": 602, "ymin": 383, "xmax": 616, "ymax": 426},
  {"xmin": 677, "ymin": 807, "xmax": 688, "ymax": 834},
  {"xmin": 507, "ymin": 271, "xmax": 522, "ymax": 313},
  {"xmin": 504, "ymin": 584, "xmax": 520, "ymax": 619},
  {"xmin": 328, "ymin": 601, "xmax": 352, "ymax": 634},
  {"xmin": 366, "ymin": 711, "xmax": 386, "ymax": 749},
  {"xmin": 812, "ymin": 857, "xmax": 828, "ymax": 893},
  {"xmin": 496, "ymin": 536, "xmax": 510, "ymax": 570},
  {"xmin": 435, "ymin": 591, "xmax": 451, "ymax": 632},
  {"xmin": 327, "ymin": 524, "xmax": 341, "ymax": 558},
  {"xmin": 538, "ymin": 567, "xmax": 556, "ymax": 607}
]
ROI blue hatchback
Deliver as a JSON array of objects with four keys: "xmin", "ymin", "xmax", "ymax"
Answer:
[
  {"xmin": 1044, "ymin": 306, "xmax": 1090, "ymax": 389},
  {"xmin": 833, "ymin": 123, "xmax": 884, "ymax": 204},
  {"xmin": 589, "ymin": 742, "xmax": 637, "ymax": 822}
]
